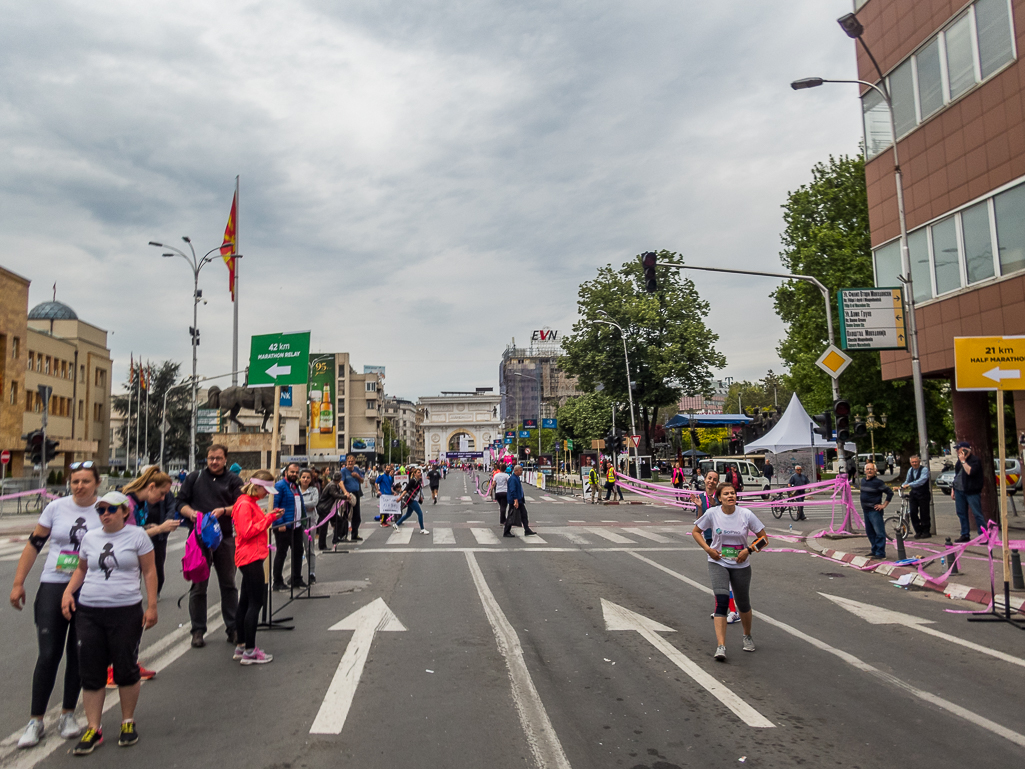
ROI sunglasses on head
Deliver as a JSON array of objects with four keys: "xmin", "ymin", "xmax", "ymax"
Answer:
[
  {"xmin": 70, "ymin": 461, "xmax": 95, "ymax": 470},
  {"xmin": 96, "ymin": 504, "xmax": 124, "ymax": 515}
]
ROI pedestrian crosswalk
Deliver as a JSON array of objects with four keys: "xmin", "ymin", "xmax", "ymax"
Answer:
[
  {"xmin": 336, "ymin": 524, "xmax": 700, "ymax": 549},
  {"xmin": 0, "ymin": 539, "xmax": 29, "ymax": 561}
]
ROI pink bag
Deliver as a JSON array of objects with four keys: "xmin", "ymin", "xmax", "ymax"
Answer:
[{"xmin": 182, "ymin": 513, "xmax": 210, "ymax": 583}]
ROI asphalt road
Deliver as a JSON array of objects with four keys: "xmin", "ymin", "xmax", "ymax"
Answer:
[{"xmin": 1, "ymin": 472, "xmax": 1023, "ymax": 768}]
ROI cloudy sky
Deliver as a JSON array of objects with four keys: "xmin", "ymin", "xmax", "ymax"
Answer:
[{"xmin": 1, "ymin": 0, "xmax": 864, "ymax": 402}]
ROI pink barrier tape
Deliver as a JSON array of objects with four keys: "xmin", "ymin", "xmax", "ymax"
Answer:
[
  {"xmin": 304, "ymin": 502, "xmax": 345, "ymax": 540},
  {"xmin": 764, "ymin": 547, "xmax": 808, "ymax": 553},
  {"xmin": 0, "ymin": 488, "xmax": 59, "ymax": 503}
]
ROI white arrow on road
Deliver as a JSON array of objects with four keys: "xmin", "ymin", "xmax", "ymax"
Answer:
[
  {"xmin": 266, "ymin": 362, "xmax": 292, "ymax": 379},
  {"xmin": 819, "ymin": 593, "xmax": 1025, "ymax": 669},
  {"xmin": 983, "ymin": 366, "xmax": 1021, "ymax": 383},
  {"xmin": 601, "ymin": 599, "xmax": 775, "ymax": 728},
  {"xmin": 310, "ymin": 598, "xmax": 407, "ymax": 735}
]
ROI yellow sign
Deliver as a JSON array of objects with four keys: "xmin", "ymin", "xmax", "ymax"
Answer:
[
  {"xmin": 954, "ymin": 336, "xmax": 1025, "ymax": 391},
  {"xmin": 815, "ymin": 344, "xmax": 853, "ymax": 379}
]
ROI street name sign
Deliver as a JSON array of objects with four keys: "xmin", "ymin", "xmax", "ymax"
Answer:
[
  {"xmin": 248, "ymin": 332, "xmax": 311, "ymax": 386},
  {"xmin": 815, "ymin": 344, "xmax": 853, "ymax": 380},
  {"xmin": 954, "ymin": 336, "xmax": 1025, "ymax": 391},
  {"xmin": 838, "ymin": 288, "xmax": 907, "ymax": 350}
]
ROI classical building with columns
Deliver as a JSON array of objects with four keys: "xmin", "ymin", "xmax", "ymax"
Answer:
[{"xmin": 418, "ymin": 389, "xmax": 501, "ymax": 463}]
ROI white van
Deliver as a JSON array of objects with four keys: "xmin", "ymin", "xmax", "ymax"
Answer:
[{"xmin": 698, "ymin": 458, "xmax": 770, "ymax": 495}]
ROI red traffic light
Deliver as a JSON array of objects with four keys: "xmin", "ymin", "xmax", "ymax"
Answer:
[
  {"xmin": 642, "ymin": 252, "xmax": 657, "ymax": 268},
  {"xmin": 833, "ymin": 399, "xmax": 851, "ymax": 417}
]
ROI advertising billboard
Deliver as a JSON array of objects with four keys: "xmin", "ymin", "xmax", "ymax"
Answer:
[
  {"xmin": 351, "ymin": 437, "xmax": 377, "ymax": 453},
  {"xmin": 308, "ymin": 356, "xmax": 336, "ymax": 450},
  {"xmin": 364, "ymin": 365, "xmax": 386, "ymax": 377}
]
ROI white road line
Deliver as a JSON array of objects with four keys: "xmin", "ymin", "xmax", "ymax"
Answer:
[
  {"xmin": 583, "ymin": 527, "xmax": 635, "ymax": 544},
  {"xmin": 600, "ymin": 520, "xmax": 618, "ymax": 523},
  {"xmin": 568, "ymin": 520, "xmax": 585, "ymax": 523},
  {"xmin": 521, "ymin": 534, "xmax": 548, "ymax": 544},
  {"xmin": 628, "ymin": 552, "xmax": 1025, "ymax": 749},
  {"xmin": 621, "ymin": 528, "xmax": 674, "ymax": 543},
  {"xmin": 471, "ymin": 528, "xmax": 501, "ymax": 545},
  {"xmin": 465, "ymin": 552, "xmax": 572, "ymax": 769},
  {"xmin": 355, "ymin": 528, "xmax": 374, "ymax": 542},
  {"xmin": 433, "ymin": 528, "xmax": 455, "ymax": 545},
  {"xmin": 441, "ymin": 496, "xmax": 451, "ymax": 501},
  {"xmin": 352, "ymin": 546, "xmax": 699, "ymax": 554},
  {"xmin": 559, "ymin": 531, "xmax": 592, "ymax": 545},
  {"xmin": 386, "ymin": 526, "xmax": 414, "ymax": 545}
]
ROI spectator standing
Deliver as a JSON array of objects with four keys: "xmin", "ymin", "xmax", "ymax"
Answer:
[
  {"xmin": 901, "ymin": 455, "xmax": 932, "ymax": 539},
  {"xmin": 122, "ymin": 467, "xmax": 180, "ymax": 596},
  {"xmin": 787, "ymin": 465, "xmax": 810, "ymax": 521},
  {"xmin": 176, "ymin": 444, "xmax": 243, "ymax": 648},
  {"xmin": 340, "ymin": 455, "xmax": 365, "ymax": 541},
  {"xmin": 493, "ymin": 466, "xmax": 511, "ymax": 523},
  {"xmin": 763, "ymin": 460, "xmax": 774, "ymax": 488},
  {"xmin": 503, "ymin": 465, "xmax": 536, "ymax": 538},
  {"xmin": 316, "ymin": 472, "xmax": 348, "ymax": 550},
  {"xmin": 375, "ymin": 464, "xmax": 395, "ymax": 526},
  {"xmin": 859, "ymin": 463, "xmax": 893, "ymax": 559},
  {"xmin": 951, "ymin": 441, "xmax": 985, "ymax": 542},
  {"xmin": 671, "ymin": 461, "xmax": 686, "ymax": 490},
  {"xmin": 587, "ymin": 465, "xmax": 600, "ymax": 504},
  {"xmin": 604, "ymin": 461, "xmax": 624, "ymax": 501},
  {"xmin": 272, "ymin": 463, "xmax": 307, "ymax": 591}
]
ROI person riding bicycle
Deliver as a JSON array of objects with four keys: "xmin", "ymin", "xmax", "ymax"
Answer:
[{"xmin": 787, "ymin": 465, "xmax": 810, "ymax": 521}]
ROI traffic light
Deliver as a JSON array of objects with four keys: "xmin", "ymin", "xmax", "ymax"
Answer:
[
  {"xmin": 853, "ymin": 417, "xmax": 868, "ymax": 438},
  {"xmin": 44, "ymin": 438, "xmax": 59, "ymax": 464},
  {"xmin": 641, "ymin": 251, "xmax": 658, "ymax": 293},
  {"xmin": 833, "ymin": 399, "xmax": 851, "ymax": 442},
  {"xmin": 690, "ymin": 429, "xmax": 700, "ymax": 448},
  {"xmin": 24, "ymin": 430, "xmax": 43, "ymax": 465},
  {"xmin": 811, "ymin": 411, "xmax": 833, "ymax": 441},
  {"xmin": 190, "ymin": 326, "xmax": 201, "ymax": 346}
]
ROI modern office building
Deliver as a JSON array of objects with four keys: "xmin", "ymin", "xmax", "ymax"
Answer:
[
  {"xmin": 855, "ymin": 0, "xmax": 1025, "ymax": 488},
  {"xmin": 499, "ymin": 335, "xmax": 583, "ymax": 432}
]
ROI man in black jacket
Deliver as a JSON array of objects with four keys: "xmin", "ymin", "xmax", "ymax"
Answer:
[
  {"xmin": 176, "ymin": 444, "xmax": 244, "ymax": 648},
  {"xmin": 859, "ymin": 462, "xmax": 893, "ymax": 559},
  {"xmin": 951, "ymin": 441, "xmax": 985, "ymax": 542}
]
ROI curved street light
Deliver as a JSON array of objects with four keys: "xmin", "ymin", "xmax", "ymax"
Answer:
[{"xmin": 594, "ymin": 312, "xmax": 640, "ymax": 474}]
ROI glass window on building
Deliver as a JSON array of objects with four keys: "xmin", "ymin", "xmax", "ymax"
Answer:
[
  {"xmin": 873, "ymin": 240, "xmax": 902, "ymax": 288},
  {"xmin": 976, "ymin": 0, "xmax": 1015, "ymax": 78},
  {"xmin": 890, "ymin": 58, "xmax": 917, "ymax": 137},
  {"xmin": 961, "ymin": 200, "xmax": 996, "ymax": 284},
  {"xmin": 917, "ymin": 38, "xmax": 945, "ymax": 118},
  {"xmin": 862, "ymin": 86, "xmax": 892, "ymax": 158},
  {"xmin": 994, "ymin": 182, "xmax": 1025, "ymax": 275},
  {"xmin": 945, "ymin": 13, "xmax": 978, "ymax": 100},
  {"xmin": 931, "ymin": 216, "xmax": 962, "ymax": 294},
  {"xmin": 908, "ymin": 228, "xmax": 933, "ymax": 303}
]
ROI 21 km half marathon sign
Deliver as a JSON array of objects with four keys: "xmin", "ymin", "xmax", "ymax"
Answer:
[
  {"xmin": 249, "ymin": 332, "xmax": 311, "ymax": 386},
  {"xmin": 838, "ymin": 288, "xmax": 907, "ymax": 351}
]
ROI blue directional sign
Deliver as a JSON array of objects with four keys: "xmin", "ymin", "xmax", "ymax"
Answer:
[
  {"xmin": 542, "ymin": 418, "xmax": 557, "ymax": 429},
  {"xmin": 519, "ymin": 431, "xmax": 530, "ymax": 438}
]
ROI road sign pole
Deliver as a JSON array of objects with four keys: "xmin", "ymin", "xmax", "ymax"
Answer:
[
  {"xmin": 998, "ymin": 388, "xmax": 1011, "ymax": 618},
  {"xmin": 269, "ymin": 386, "xmax": 281, "ymax": 474}
]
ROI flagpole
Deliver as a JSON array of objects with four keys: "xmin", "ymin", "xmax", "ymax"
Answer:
[
  {"xmin": 232, "ymin": 175, "xmax": 239, "ymax": 388},
  {"xmin": 144, "ymin": 364, "xmax": 150, "ymax": 467},
  {"xmin": 134, "ymin": 366, "xmax": 142, "ymax": 476},
  {"xmin": 126, "ymin": 356, "xmax": 133, "ymax": 476}
]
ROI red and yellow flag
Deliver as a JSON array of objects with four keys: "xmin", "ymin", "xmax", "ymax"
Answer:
[{"xmin": 220, "ymin": 191, "xmax": 237, "ymax": 301}]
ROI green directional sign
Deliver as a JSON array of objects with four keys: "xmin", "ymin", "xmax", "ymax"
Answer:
[{"xmin": 248, "ymin": 332, "xmax": 311, "ymax": 386}]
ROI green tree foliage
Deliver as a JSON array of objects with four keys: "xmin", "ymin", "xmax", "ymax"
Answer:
[
  {"xmin": 381, "ymin": 418, "xmax": 410, "ymax": 465},
  {"xmin": 722, "ymin": 370, "xmax": 793, "ymax": 414},
  {"xmin": 773, "ymin": 155, "xmax": 950, "ymax": 466},
  {"xmin": 560, "ymin": 253, "xmax": 726, "ymax": 452},
  {"xmin": 555, "ymin": 392, "xmax": 617, "ymax": 447}
]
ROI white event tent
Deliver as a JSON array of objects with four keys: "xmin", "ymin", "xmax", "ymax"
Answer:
[{"xmin": 744, "ymin": 393, "xmax": 856, "ymax": 454}]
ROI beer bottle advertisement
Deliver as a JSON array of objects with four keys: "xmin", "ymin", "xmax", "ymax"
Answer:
[{"xmin": 308, "ymin": 357, "xmax": 336, "ymax": 450}]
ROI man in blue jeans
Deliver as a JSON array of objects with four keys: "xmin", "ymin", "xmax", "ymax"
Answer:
[
  {"xmin": 859, "ymin": 462, "xmax": 893, "ymax": 559},
  {"xmin": 951, "ymin": 441, "xmax": 985, "ymax": 542}
]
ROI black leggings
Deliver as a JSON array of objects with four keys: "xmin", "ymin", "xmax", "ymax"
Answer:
[
  {"xmin": 236, "ymin": 561, "xmax": 266, "ymax": 650},
  {"xmin": 152, "ymin": 537, "xmax": 167, "ymax": 595},
  {"xmin": 273, "ymin": 527, "xmax": 304, "ymax": 584},
  {"xmin": 32, "ymin": 582, "xmax": 81, "ymax": 716}
]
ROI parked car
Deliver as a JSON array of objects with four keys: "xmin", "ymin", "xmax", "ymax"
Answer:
[
  {"xmin": 698, "ymin": 458, "xmax": 771, "ymax": 495},
  {"xmin": 934, "ymin": 458, "xmax": 1021, "ymax": 494},
  {"xmin": 935, "ymin": 469, "xmax": 955, "ymax": 494},
  {"xmin": 856, "ymin": 453, "xmax": 883, "ymax": 473}
]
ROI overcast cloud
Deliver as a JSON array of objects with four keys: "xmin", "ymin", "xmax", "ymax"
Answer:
[{"xmin": 0, "ymin": 0, "xmax": 864, "ymax": 402}]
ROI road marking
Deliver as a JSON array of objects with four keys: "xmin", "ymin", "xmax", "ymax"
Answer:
[
  {"xmin": 602, "ymin": 599, "xmax": 774, "ymax": 728},
  {"xmin": 601, "ymin": 520, "xmax": 618, "ymax": 523},
  {"xmin": 310, "ymin": 598, "xmax": 406, "ymax": 735},
  {"xmin": 471, "ymin": 528, "xmax": 501, "ymax": 545},
  {"xmin": 629, "ymin": 553, "xmax": 1025, "ymax": 748},
  {"xmin": 433, "ymin": 528, "xmax": 455, "ymax": 544},
  {"xmin": 386, "ymin": 527, "xmax": 414, "ymax": 545},
  {"xmin": 560, "ymin": 532, "xmax": 591, "ymax": 545},
  {"xmin": 460, "ymin": 496, "xmax": 473, "ymax": 501},
  {"xmin": 525, "ymin": 496, "xmax": 537, "ymax": 502},
  {"xmin": 622, "ymin": 528, "xmax": 673, "ymax": 543},
  {"xmin": 465, "ymin": 552, "xmax": 572, "ymax": 769},
  {"xmin": 568, "ymin": 520, "xmax": 585, "ymax": 523},
  {"xmin": 583, "ymin": 527, "xmax": 635, "ymax": 544},
  {"xmin": 820, "ymin": 593, "xmax": 1025, "ymax": 670},
  {"xmin": 441, "ymin": 496, "xmax": 451, "ymax": 501},
  {"xmin": 522, "ymin": 534, "xmax": 548, "ymax": 544}
]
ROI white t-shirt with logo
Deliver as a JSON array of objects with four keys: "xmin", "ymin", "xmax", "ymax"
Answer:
[
  {"xmin": 78, "ymin": 525, "xmax": 154, "ymax": 608},
  {"xmin": 694, "ymin": 506, "xmax": 764, "ymax": 570},
  {"xmin": 494, "ymin": 472, "xmax": 509, "ymax": 494},
  {"xmin": 37, "ymin": 497, "xmax": 103, "ymax": 584}
]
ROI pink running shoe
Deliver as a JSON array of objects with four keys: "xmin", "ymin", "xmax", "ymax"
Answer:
[{"xmin": 240, "ymin": 648, "xmax": 273, "ymax": 665}]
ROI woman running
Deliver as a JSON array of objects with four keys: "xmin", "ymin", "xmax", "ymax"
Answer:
[
  {"xmin": 231, "ymin": 470, "xmax": 283, "ymax": 665},
  {"xmin": 692, "ymin": 482, "xmax": 767, "ymax": 662},
  {"xmin": 122, "ymin": 466, "xmax": 180, "ymax": 596},
  {"xmin": 61, "ymin": 491, "xmax": 158, "ymax": 754},
  {"xmin": 392, "ymin": 467, "xmax": 429, "ymax": 534},
  {"xmin": 9, "ymin": 461, "xmax": 102, "ymax": 749}
]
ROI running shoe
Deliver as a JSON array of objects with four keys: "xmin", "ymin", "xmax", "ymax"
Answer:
[
  {"xmin": 58, "ymin": 712, "xmax": 83, "ymax": 740},
  {"xmin": 17, "ymin": 719, "xmax": 44, "ymax": 748},
  {"xmin": 726, "ymin": 611, "xmax": 740, "ymax": 624},
  {"xmin": 233, "ymin": 644, "xmax": 246, "ymax": 661},
  {"xmin": 72, "ymin": 727, "xmax": 103, "ymax": 755},
  {"xmin": 742, "ymin": 635, "xmax": 756, "ymax": 652},
  {"xmin": 139, "ymin": 665, "xmax": 156, "ymax": 681},
  {"xmin": 240, "ymin": 648, "xmax": 273, "ymax": 665},
  {"xmin": 118, "ymin": 722, "xmax": 138, "ymax": 747},
  {"xmin": 419, "ymin": 529, "xmax": 430, "ymax": 535},
  {"xmin": 713, "ymin": 645, "xmax": 727, "ymax": 661}
]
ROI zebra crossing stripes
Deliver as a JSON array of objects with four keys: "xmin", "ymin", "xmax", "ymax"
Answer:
[
  {"xmin": 559, "ymin": 531, "xmax": 591, "ymax": 545},
  {"xmin": 521, "ymin": 533, "xmax": 548, "ymax": 544},
  {"xmin": 433, "ymin": 528, "xmax": 455, "ymax": 545},
  {"xmin": 582, "ymin": 527, "xmax": 635, "ymax": 544},
  {"xmin": 386, "ymin": 526, "xmax": 414, "ymax": 545},
  {"xmin": 621, "ymin": 528, "xmax": 674, "ymax": 543},
  {"xmin": 471, "ymin": 528, "xmax": 501, "ymax": 545}
]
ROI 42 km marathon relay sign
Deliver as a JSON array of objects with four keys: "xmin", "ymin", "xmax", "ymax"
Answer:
[
  {"xmin": 838, "ymin": 288, "xmax": 907, "ymax": 351},
  {"xmin": 248, "ymin": 331, "xmax": 311, "ymax": 386}
]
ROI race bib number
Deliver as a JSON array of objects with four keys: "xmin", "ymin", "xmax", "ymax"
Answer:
[
  {"xmin": 55, "ymin": 550, "xmax": 80, "ymax": 574},
  {"xmin": 720, "ymin": 545, "xmax": 741, "ymax": 560}
]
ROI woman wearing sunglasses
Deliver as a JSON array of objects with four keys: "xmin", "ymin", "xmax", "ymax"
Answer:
[
  {"xmin": 61, "ymin": 491, "xmax": 158, "ymax": 754},
  {"xmin": 9, "ymin": 461, "xmax": 102, "ymax": 749}
]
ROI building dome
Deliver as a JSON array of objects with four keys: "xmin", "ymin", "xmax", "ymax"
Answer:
[{"xmin": 28, "ymin": 301, "xmax": 78, "ymax": 321}]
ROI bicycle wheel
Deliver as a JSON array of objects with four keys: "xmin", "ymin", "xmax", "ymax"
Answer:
[
  {"xmin": 884, "ymin": 515, "xmax": 909, "ymax": 541},
  {"xmin": 789, "ymin": 505, "xmax": 802, "ymax": 521},
  {"xmin": 771, "ymin": 501, "xmax": 784, "ymax": 519}
]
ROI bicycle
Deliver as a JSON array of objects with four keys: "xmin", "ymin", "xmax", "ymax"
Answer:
[
  {"xmin": 884, "ymin": 487, "xmax": 911, "ymax": 541},
  {"xmin": 770, "ymin": 490, "xmax": 802, "ymax": 521}
]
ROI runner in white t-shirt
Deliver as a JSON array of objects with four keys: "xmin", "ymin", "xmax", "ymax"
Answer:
[
  {"xmin": 9, "ymin": 462, "xmax": 102, "ymax": 748},
  {"xmin": 693, "ymin": 482, "xmax": 768, "ymax": 663}
]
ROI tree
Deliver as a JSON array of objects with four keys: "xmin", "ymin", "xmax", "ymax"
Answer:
[
  {"xmin": 555, "ymin": 392, "xmax": 616, "ymax": 447},
  {"xmin": 773, "ymin": 155, "xmax": 951, "ymax": 475},
  {"xmin": 560, "ymin": 253, "xmax": 726, "ymax": 453},
  {"xmin": 381, "ymin": 419, "xmax": 410, "ymax": 465},
  {"xmin": 722, "ymin": 371, "xmax": 793, "ymax": 414}
]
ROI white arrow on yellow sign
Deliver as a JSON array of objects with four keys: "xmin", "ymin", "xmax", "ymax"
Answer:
[{"xmin": 954, "ymin": 336, "xmax": 1025, "ymax": 391}]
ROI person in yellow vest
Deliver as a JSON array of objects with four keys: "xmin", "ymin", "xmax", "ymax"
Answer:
[
  {"xmin": 587, "ymin": 466, "xmax": 600, "ymax": 504},
  {"xmin": 604, "ymin": 461, "xmax": 624, "ymax": 502}
]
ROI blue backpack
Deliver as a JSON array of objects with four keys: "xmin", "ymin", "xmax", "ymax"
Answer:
[{"xmin": 199, "ymin": 511, "xmax": 223, "ymax": 551}]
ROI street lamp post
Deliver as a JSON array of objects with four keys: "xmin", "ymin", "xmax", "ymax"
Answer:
[
  {"xmin": 864, "ymin": 403, "xmax": 887, "ymax": 459},
  {"xmin": 159, "ymin": 378, "xmax": 193, "ymax": 472},
  {"xmin": 149, "ymin": 238, "xmax": 226, "ymax": 473},
  {"xmin": 594, "ymin": 313, "xmax": 640, "ymax": 475}
]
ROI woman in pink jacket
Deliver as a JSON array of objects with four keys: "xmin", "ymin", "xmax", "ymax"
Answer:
[{"xmin": 231, "ymin": 470, "xmax": 283, "ymax": 665}]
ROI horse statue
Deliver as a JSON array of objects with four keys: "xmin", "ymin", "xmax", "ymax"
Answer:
[{"xmin": 204, "ymin": 385, "xmax": 275, "ymax": 431}]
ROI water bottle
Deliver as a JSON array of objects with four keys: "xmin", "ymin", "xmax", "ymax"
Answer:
[
  {"xmin": 940, "ymin": 554, "xmax": 946, "ymax": 568},
  {"xmin": 789, "ymin": 524, "xmax": 793, "ymax": 533}
]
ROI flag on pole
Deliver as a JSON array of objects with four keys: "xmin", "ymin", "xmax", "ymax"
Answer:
[
  {"xmin": 130, "ymin": 353, "xmax": 134, "ymax": 385},
  {"xmin": 220, "ymin": 191, "xmax": 237, "ymax": 301}
]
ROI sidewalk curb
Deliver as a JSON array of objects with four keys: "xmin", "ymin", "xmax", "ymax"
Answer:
[{"xmin": 803, "ymin": 527, "xmax": 1025, "ymax": 612}]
